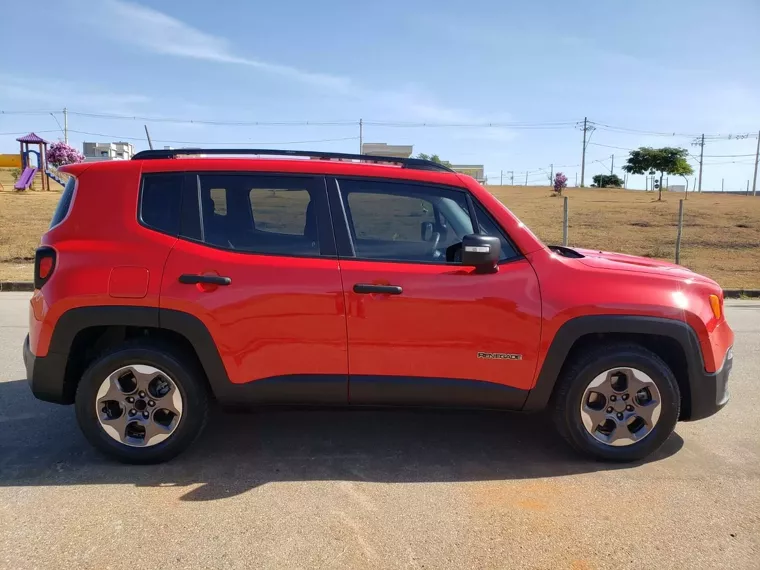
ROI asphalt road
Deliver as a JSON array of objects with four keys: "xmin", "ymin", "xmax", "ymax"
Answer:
[{"xmin": 1, "ymin": 292, "xmax": 758, "ymax": 570}]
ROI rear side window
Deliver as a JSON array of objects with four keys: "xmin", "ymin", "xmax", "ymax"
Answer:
[
  {"xmin": 196, "ymin": 174, "xmax": 324, "ymax": 257},
  {"xmin": 49, "ymin": 176, "xmax": 76, "ymax": 229},
  {"xmin": 140, "ymin": 174, "xmax": 183, "ymax": 236}
]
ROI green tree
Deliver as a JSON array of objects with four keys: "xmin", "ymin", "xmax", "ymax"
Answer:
[
  {"xmin": 416, "ymin": 153, "xmax": 452, "ymax": 167},
  {"xmin": 591, "ymin": 174, "xmax": 624, "ymax": 188},
  {"xmin": 622, "ymin": 147, "xmax": 693, "ymax": 201}
]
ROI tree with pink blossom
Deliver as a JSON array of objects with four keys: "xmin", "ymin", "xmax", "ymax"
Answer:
[
  {"xmin": 553, "ymin": 172, "xmax": 568, "ymax": 195},
  {"xmin": 46, "ymin": 142, "xmax": 84, "ymax": 168}
]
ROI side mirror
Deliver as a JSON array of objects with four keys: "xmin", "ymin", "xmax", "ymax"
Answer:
[{"xmin": 461, "ymin": 234, "xmax": 500, "ymax": 272}]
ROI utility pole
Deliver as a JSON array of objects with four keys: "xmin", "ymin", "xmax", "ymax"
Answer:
[
  {"xmin": 525, "ymin": 172, "xmax": 528, "ymax": 186},
  {"xmin": 580, "ymin": 117, "xmax": 588, "ymax": 187},
  {"xmin": 610, "ymin": 154, "xmax": 614, "ymax": 175},
  {"xmin": 144, "ymin": 125, "xmax": 154, "ymax": 150},
  {"xmin": 510, "ymin": 171, "xmax": 514, "ymax": 185},
  {"xmin": 696, "ymin": 134, "xmax": 705, "ymax": 192},
  {"xmin": 752, "ymin": 130, "xmax": 760, "ymax": 196},
  {"xmin": 359, "ymin": 118, "xmax": 363, "ymax": 154},
  {"xmin": 500, "ymin": 170, "xmax": 503, "ymax": 185},
  {"xmin": 575, "ymin": 172, "xmax": 578, "ymax": 187},
  {"xmin": 624, "ymin": 173, "xmax": 628, "ymax": 189},
  {"xmin": 549, "ymin": 164, "xmax": 553, "ymax": 186},
  {"xmin": 63, "ymin": 107, "xmax": 68, "ymax": 145},
  {"xmin": 722, "ymin": 178, "xmax": 725, "ymax": 192}
]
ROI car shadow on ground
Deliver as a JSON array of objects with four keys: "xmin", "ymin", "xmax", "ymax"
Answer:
[{"xmin": 0, "ymin": 379, "xmax": 683, "ymax": 501}]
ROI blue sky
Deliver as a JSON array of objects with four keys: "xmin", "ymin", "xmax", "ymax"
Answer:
[{"xmin": 1, "ymin": 0, "xmax": 759, "ymax": 190}]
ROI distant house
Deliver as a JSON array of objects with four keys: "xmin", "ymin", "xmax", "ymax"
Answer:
[
  {"xmin": 361, "ymin": 143, "xmax": 414, "ymax": 158},
  {"xmin": 451, "ymin": 164, "xmax": 485, "ymax": 183},
  {"xmin": 83, "ymin": 141, "xmax": 135, "ymax": 161}
]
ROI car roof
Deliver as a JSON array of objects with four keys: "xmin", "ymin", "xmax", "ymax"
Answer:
[{"xmin": 61, "ymin": 154, "xmax": 471, "ymax": 187}]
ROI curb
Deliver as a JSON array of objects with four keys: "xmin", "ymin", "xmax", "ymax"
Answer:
[
  {"xmin": 0, "ymin": 282, "xmax": 34, "ymax": 292},
  {"xmin": 2, "ymin": 281, "xmax": 760, "ymax": 297},
  {"xmin": 724, "ymin": 289, "xmax": 760, "ymax": 298}
]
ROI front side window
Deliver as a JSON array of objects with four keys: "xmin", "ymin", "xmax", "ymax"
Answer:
[
  {"xmin": 338, "ymin": 179, "xmax": 474, "ymax": 263},
  {"xmin": 473, "ymin": 202, "xmax": 519, "ymax": 261},
  {"xmin": 197, "ymin": 174, "xmax": 321, "ymax": 256}
]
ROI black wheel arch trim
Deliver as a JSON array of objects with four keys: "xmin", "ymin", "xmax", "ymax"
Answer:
[
  {"xmin": 38, "ymin": 306, "xmax": 230, "ymax": 404},
  {"xmin": 522, "ymin": 315, "xmax": 713, "ymax": 419}
]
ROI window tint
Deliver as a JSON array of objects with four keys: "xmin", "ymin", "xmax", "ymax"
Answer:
[
  {"xmin": 140, "ymin": 174, "xmax": 183, "ymax": 236},
  {"xmin": 49, "ymin": 176, "xmax": 76, "ymax": 229},
  {"xmin": 339, "ymin": 179, "xmax": 473, "ymax": 263},
  {"xmin": 197, "ymin": 174, "xmax": 321, "ymax": 256},
  {"xmin": 249, "ymin": 188, "xmax": 311, "ymax": 235},
  {"xmin": 473, "ymin": 202, "xmax": 519, "ymax": 260}
]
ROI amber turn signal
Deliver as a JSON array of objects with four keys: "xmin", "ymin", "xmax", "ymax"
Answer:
[{"xmin": 709, "ymin": 294, "xmax": 722, "ymax": 320}]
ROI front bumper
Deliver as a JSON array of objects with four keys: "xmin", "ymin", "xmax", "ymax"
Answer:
[
  {"xmin": 685, "ymin": 346, "xmax": 732, "ymax": 421},
  {"xmin": 24, "ymin": 334, "xmax": 71, "ymax": 404}
]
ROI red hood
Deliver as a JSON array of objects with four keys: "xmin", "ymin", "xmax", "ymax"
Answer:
[{"xmin": 573, "ymin": 248, "xmax": 716, "ymax": 284}]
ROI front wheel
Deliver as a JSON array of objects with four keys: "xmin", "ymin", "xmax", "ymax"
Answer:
[
  {"xmin": 75, "ymin": 341, "xmax": 208, "ymax": 464},
  {"xmin": 552, "ymin": 343, "xmax": 680, "ymax": 462}
]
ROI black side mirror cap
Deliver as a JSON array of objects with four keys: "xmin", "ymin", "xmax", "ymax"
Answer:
[{"xmin": 461, "ymin": 234, "xmax": 501, "ymax": 272}]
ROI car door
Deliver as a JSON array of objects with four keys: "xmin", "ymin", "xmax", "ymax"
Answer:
[
  {"xmin": 329, "ymin": 177, "xmax": 542, "ymax": 408},
  {"xmin": 159, "ymin": 171, "xmax": 348, "ymax": 404}
]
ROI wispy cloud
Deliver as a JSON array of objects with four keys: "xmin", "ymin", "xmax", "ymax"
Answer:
[
  {"xmin": 0, "ymin": 74, "xmax": 149, "ymax": 111},
  {"xmin": 78, "ymin": 0, "xmax": 352, "ymax": 91},
  {"xmin": 69, "ymin": 0, "xmax": 507, "ymax": 132}
]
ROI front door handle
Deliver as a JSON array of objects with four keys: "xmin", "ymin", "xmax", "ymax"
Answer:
[
  {"xmin": 353, "ymin": 283, "xmax": 403, "ymax": 295},
  {"xmin": 179, "ymin": 274, "xmax": 231, "ymax": 286}
]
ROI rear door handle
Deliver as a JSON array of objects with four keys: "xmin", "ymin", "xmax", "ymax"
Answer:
[
  {"xmin": 353, "ymin": 283, "xmax": 403, "ymax": 295},
  {"xmin": 179, "ymin": 274, "xmax": 231, "ymax": 286}
]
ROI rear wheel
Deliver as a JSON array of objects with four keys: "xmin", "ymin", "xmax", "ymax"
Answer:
[
  {"xmin": 552, "ymin": 343, "xmax": 680, "ymax": 462},
  {"xmin": 75, "ymin": 341, "xmax": 208, "ymax": 464}
]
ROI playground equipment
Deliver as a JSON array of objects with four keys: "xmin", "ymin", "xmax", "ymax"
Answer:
[{"xmin": 15, "ymin": 132, "xmax": 51, "ymax": 191}]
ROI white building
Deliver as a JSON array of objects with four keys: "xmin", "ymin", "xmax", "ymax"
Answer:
[
  {"xmin": 451, "ymin": 164, "xmax": 485, "ymax": 183},
  {"xmin": 361, "ymin": 142, "xmax": 414, "ymax": 158},
  {"xmin": 83, "ymin": 141, "xmax": 135, "ymax": 161}
]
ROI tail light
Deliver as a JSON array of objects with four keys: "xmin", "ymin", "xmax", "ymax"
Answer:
[{"xmin": 34, "ymin": 247, "xmax": 56, "ymax": 289}]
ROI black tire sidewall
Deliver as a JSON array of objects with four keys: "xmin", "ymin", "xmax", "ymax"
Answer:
[
  {"xmin": 559, "ymin": 349, "xmax": 680, "ymax": 462},
  {"xmin": 75, "ymin": 345, "xmax": 207, "ymax": 464}
]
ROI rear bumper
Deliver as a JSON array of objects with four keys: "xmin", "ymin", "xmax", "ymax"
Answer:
[
  {"xmin": 685, "ymin": 346, "xmax": 732, "ymax": 421},
  {"xmin": 24, "ymin": 334, "xmax": 71, "ymax": 404}
]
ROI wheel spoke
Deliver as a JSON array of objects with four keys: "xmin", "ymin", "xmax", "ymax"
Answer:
[
  {"xmin": 96, "ymin": 375, "xmax": 128, "ymax": 405},
  {"xmin": 626, "ymin": 369, "xmax": 656, "ymax": 396},
  {"xmin": 131, "ymin": 365, "xmax": 162, "ymax": 393},
  {"xmin": 581, "ymin": 403, "xmax": 608, "ymax": 433},
  {"xmin": 157, "ymin": 382, "xmax": 183, "ymax": 416},
  {"xmin": 99, "ymin": 409, "xmax": 130, "ymax": 443},
  {"xmin": 142, "ymin": 417, "xmax": 173, "ymax": 446},
  {"xmin": 606, "ymin": 420, "xmax": 633, "ymax": 445},
  {"xmin": 635, "ymin": 401, "xmax": 659, "ymax": 426}
]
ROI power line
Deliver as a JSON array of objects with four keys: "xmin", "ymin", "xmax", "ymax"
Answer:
[
  {"xmin": 0, "ymin": 129, "xmax": 60, "ymax": 136},
  {"xmin": 66, "ymin": 129, "xmax": 360, "ymax": 145}
]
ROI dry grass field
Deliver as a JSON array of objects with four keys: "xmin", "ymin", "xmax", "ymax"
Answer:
[{"xmin": 1, "ymin": 166, "xmax": 759, "ymax": 287}]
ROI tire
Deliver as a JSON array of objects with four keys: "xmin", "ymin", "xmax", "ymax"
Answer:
[
  {"xmin": 75, "ymin": 340, "xmax": 208, "ymax": 464},
  {"xmin": 551, "ymin": 342, "xmax": 680, "ymax": 462}
]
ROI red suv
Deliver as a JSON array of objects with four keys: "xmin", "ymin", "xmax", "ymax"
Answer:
[{"xmin": 23, "ymin": 149, "xmax": 733, "ymax": 464}]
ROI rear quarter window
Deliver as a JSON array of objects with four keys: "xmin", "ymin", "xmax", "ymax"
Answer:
[
  {"xmin": 49, "ymin": 176, "xmax": 77, "ymax": 229},
  {"xmin": 140, "ymin": 174, "xmax": 183, "ymax": 236}
]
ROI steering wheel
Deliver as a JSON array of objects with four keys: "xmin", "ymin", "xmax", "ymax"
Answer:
[{"xmin": 429, "ymin": 231, "xmax": 442, "ymax": 259}]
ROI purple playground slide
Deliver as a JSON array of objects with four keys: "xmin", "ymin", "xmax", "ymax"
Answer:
[{"xmin": 14, "ymin": 167, "xmax": 37, "ymax": 190}]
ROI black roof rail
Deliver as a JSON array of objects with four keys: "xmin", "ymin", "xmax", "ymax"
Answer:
[{"xmin": 131, "ymin": 148, "xmax": 454, "ymax": 173}]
